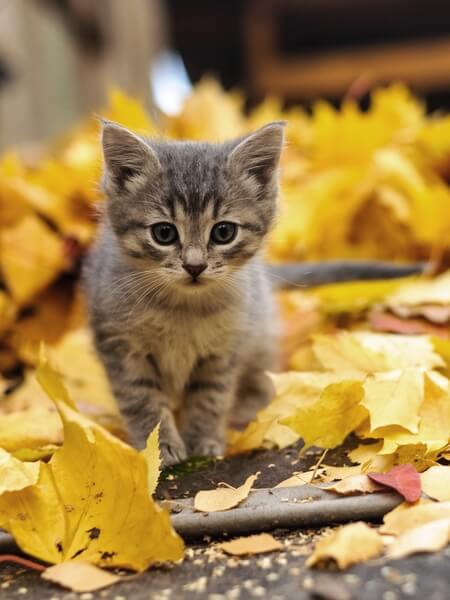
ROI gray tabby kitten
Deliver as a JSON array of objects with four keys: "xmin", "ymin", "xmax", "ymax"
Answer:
[{"xmin": 84, "ymin": 120, "xmax": 285, "ymax": 466}]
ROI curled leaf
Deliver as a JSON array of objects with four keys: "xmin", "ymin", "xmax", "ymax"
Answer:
[
  {"xmin": 194, "ymin": 473, "xmax": 259, "ymax": 513},
  {"xmin": 306, "ymin": 522, "xmax": 383, "ymax": 569}
]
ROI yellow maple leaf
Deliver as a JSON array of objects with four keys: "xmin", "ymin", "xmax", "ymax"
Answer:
[
  {"xmin": 282, "ymin": 381, "xmax": 366, "ymax": 449},
  {"xmin": 229, "ymin": 372, "xmax": 348, "ymax": 454},
  {"xmin": 0, "ymin": 357, "xmax": 184, "ymax": 570},
  {"xmin": 0, "ymin": 214, "xmax": 66, "ymax": 305},
  {"xmin": 167, "ymin": 77, "xmax": 245, "ymax": 142},
  {"xmin": 362, "ymin": 372, "xmax": 450, "ymax": 456},
  {"xmin": 313, "ymin": 332, "xmax": 443, "ymax": 374},
  {"xmin": 105, "ymin": 88, "xmax": 156, "ymax": 135},
  {"xmin": 362, "ymin": 368, "xmax": 424, "ymax": 433}
]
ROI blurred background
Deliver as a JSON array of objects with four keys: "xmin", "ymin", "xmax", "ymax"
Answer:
[{"xmin": 2, "ymin": 0, "xmax": 450, "ymax": 150}]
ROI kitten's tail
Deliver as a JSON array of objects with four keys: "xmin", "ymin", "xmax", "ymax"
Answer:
[{"xmin": 267, "ymin": 260, "xmax": 427, "ymax": 289}]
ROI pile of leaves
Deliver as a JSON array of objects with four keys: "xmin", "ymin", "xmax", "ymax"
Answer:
[{"xmin": 1, "ymin": 81, "xmax": 450, "ymax": 590}]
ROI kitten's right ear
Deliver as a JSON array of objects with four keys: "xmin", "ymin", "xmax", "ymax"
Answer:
[{"xmin": 101, "ymin": 120, "xmax": 160, "ymax": 190}]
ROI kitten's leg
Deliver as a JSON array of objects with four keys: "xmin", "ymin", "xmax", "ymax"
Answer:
[
  {"xmin": 95, "ymin": 333, "xmax": 186, "ymax": 466},
  {"xmin": 181, "ymin": 354, "xmax": 237, "ymax": 458},
  {"xmin": 234, "ymin": 369, "xmax": 275, "ymax": 425}
]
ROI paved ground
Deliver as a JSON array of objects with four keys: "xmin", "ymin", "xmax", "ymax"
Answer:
[{"xmin": 0, "ymin": 442, "xmax": 449, "ymax": 599}]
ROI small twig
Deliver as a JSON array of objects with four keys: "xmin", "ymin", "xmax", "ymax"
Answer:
[
  {"xmin": 0, "ymin": 555, "xmax": 46, "ymax": 572},
  {"xmin": 312, "ymin": 449, "xmax": 328, "ymax": 482}
]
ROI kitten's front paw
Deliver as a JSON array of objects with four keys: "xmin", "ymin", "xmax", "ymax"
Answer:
[
  {"xmin": 186, "ymin": 437, "xmax": 225, "ymax": 459},
  {"xmin": 160, "ymin": 438, "xmax": 187, "ymax": 467}
]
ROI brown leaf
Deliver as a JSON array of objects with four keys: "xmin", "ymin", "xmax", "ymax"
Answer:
[
  {"xmin": 218, "ymin": 533, "xmax": 282, "ymax": 556},
  {"xmin": 194, "ymin": 473, "xmax": 259, "ymax": 513},
  {"xmin": 387, "ymin": 519, "xmax": 450, "ymax": 559},
  {"xmin": 42, "ymin": 561, "xmax": 120, "ymax": 592},
  {"xmin": 275, "ymin": 468, "xmax": 325, "ymax": 488},
  {"xmin": 381, "ymin": 500, "xmax": 450, "ymax": 536},
  {"xmin": 306, "ymin": 522, "xmax": 383, "ymax": 569},
  {"xmin": 326, "ymin": 475, "xmax": 384, "ymax": 495}
]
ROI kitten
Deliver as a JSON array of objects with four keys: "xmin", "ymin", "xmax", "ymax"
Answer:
[{"xmin": 83, "ymin": 120, "xmax": 285, "ymax": 466}]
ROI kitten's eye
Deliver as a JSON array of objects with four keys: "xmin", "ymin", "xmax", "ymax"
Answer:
[
  {"xmin": 151, "ymin": 222, "xmax": 178, "ymax": 245},
  {"xmin": 210, "ymin": 222, "xmax": 237, "ymax": 245}
]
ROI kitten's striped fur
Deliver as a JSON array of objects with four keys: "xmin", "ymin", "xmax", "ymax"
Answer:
[{"xmin": 83, "ymin": 121, "xmax": 285, "ymax": 465}]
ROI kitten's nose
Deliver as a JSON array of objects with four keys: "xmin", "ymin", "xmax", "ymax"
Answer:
[{"xmin": 183, "ymin": 262, "xmax": 207, "ymax": 280}]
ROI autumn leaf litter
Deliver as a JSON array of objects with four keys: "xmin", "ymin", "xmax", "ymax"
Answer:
[{"xmin": 1, "ymin": 82, "xmax": 450, "ymax": 591}]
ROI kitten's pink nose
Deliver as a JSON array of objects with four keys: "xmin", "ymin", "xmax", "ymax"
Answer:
[{"xmin": 183, "ymin": 262, "xmax": 207, "ymax": 280}]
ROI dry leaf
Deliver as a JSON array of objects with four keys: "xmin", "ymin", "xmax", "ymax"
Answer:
[
  {"xmin": 326, "ymin": 474, "xmax": 384, "ymax": 495},
  {"xmin": 0, "ymin": 448, "xmax": 40, "ymax": 494},
  {"xmin": 368, "ymin": 464, "xmax": 421, "ymax": 502},
  {"xmin": 142, "ymin": 424, "xmax": 161, "ymax": 497},
  {"xmin": 381, "ymin": 500, "xmax": 450, "ymax": 536},
  {"xmin": 194, "ymin": 473, "xmax": 259, "ymax": 513},
  {"xmin": 387, "ymin": 519, "xmax": 450, "ymax": 559},
  {"xmin": 218, "ymin": 533, "xmax": 282, "ymax": 556},
  {"xmin": 362, "ymin": 369, "xmax": 424, "ymax": 434},
  {"xmin": 306, "ymin": 522, "xmax": 383, "ymax": 569},
  {"xmin": 321, "ymin": 465, "xmax": 364, "ymax": 482},
  {"xmin": 0, "ymin": 214, "xmax": 66, "ymax": 305},
  {"xmin": 312, "ymin": 332, "xmax": 443, "ymax": 374},
  {"xmin": 282, "ymin": 380, "xmax": 366, "ymax": 449},
  {"xmin": 0, "ymin": 357, "xmax": 184, "ymax": 570},
  {"xmin": 42, "ymin": 561, "xmax": 120, "ymax": 592},
  {"xmin": 421, "ymin": 466, "xmax": 450, "ymax": 502},
  {"xmin": 0, "ymin": 406, "xmax": 62, "ymax": 452},
  {"xmin": 275, "ymin": 468, "xmax": 325, "ymax": 488}
]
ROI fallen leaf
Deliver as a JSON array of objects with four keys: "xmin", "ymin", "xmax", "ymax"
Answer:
[
  {"xmin": 275, "ymin": 469, "xmax": 325, "ymax": 488},
  {"xmin": 362, "ymin": 369, "xmax": 424, "ymax": 433},
  {"xmin": 370, "ymin": 311, "xmax": 450, "ymax": 338},
  {"xmin": 348, "ymin": 442, "xmax": 383, "ymax": 465},
  {"xmin": 218, "ymin": 533, "xmax": 282, "ymax": 556},
  {"xmin": 386, "ymin": 271, "xmax": 450, "ymax": 312},
  {"xmin": 381, "ymin": 500, "xmax": 450, "ymax": 535},
  {"xmin": 321, "ymin": 465, "xmax": 364, "ymax": 482},
  {"xmin": 42, "ymin": 561, "xmax": 120, "ymax": 592},
  {"xmin": 421, "ymin": 466, "xmax": 450, "ymax": 501},
  {"xmin": 312, "ymin": 332, "xmax": 443, "ymax": 374},
  {"xmin": 387, "ymin": 519, "xmax": 450, "ymax": 559},
  {"xmin": 0, "ymin": 448, "xmax": 40, "ymax": 494},
  {"xmin": 142, "ymin": 424, "xmax": 161, "ymax": 497},
  {"xmin": 0, "ymin": 214, "xmax": 66, "ymax": 305},
  {"xmin": 282, "ymin": 381, "xmax": 367, "ymax": 449},
  {"xmin": 326, "ymin": 474, "xmax": 384, "ymax": 495},
  {"xmin": 368, "ymin": 464, "xmax": 421, "ymax": 502},
  {"xmin": 0, "ymin": 357, "xmax": 184, "ymax": 570},
  {"xmin": 306, "ymin": 522, "xmax": 383, "ymax": 569},
  {"xmin": 194, "ymin": 473, "xmax": 259, "ymax": 513},
  {"xmin": 0, "ymin": 407, "xmax": 62, "ymax": 452}
]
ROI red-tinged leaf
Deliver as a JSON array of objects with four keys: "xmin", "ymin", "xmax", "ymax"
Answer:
[
  {"xmin": 368, "ymin": 464, "xmax": 421, "ymax": 503},
  {"xmin": 370, "ymin": 311, "xmax": 450, "ymax": 339}
]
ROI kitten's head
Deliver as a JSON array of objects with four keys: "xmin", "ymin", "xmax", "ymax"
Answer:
[{"xmin": 101, "ymin": 120, "xmax": 285, "ymax": 295}]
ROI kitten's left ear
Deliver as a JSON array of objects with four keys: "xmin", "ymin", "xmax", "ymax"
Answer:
[{"xmin": 228, "ymin": 121, "xmax": 286, "ymax": 186}]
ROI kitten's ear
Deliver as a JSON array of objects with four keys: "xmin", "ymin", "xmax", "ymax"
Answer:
[
  {"xmin": 228, "ymin": 121, "xmax": 286, "ymax": 186},
  {"xmin": 101, "ymin": 120, "xmax": 160, "ymax": 190}
]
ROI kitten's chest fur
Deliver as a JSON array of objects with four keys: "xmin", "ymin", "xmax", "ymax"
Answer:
[{"xmin": 132, "ymin": 305, "xmax": 238, "ymax": 399}]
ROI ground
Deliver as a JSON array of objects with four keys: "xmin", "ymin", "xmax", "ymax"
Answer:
[{"xmin": 0, "ymin": 442, "xmax": 448, "ymax": 599}]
